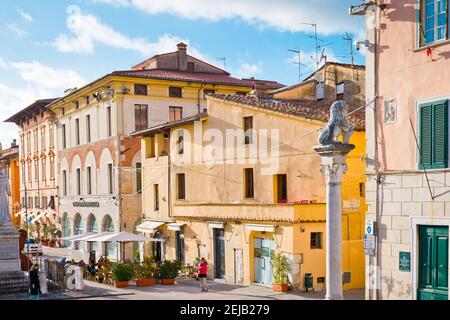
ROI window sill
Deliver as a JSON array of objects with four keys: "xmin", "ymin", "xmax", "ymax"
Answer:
[{"xmin": 413, "ymin": 39, "xmax": 450, "ymax": 53}]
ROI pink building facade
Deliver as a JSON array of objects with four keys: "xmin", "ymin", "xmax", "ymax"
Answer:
[{"xmin": 353, "ymin": 0, "xmax": 450, "ymax": 300}]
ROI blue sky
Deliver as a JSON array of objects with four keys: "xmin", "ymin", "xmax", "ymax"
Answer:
[{"xmin": 0, "ymin": 0, "xmax": 365, "ymax": 147}]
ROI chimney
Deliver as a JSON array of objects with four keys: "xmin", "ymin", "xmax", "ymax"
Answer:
[
  {"xmin": 12, "ymin": 139, "xmax": 17, "ymax": 148},
  {"xmin": 177, "ymin": 42, "xmax": 188, "ymax": 71},
  {"xmin": 250, "ymin": 81, "xmax": 269, "ymax": 99},
  {"xmin": 64, "ymin": 88, "xmax": 78, "ymax": 96}
]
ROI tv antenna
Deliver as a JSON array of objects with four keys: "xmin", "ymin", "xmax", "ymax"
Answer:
[
  {"xmin": 343, "ymin": 32, "xmax": 355, "ymax": 65},
  {"xmin": 302, "ymin": 22, "xmax": 319, "ymax": 71},
  {"xmin": 288, "ymin": 49, "xmax": 306, "ymax": 83},
  {"xmin": 216, "ymin": 57, "xmax": 226, "ymax": 69}
]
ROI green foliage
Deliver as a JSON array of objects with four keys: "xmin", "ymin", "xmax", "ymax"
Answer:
[
  {"xmin": 159, "ymin": 260, "xmax": 182, "ymax": 279},
  {"xmin": 134, "ymin": 257, "xmax": 158, "ymax": 279},
  {"xmin": 270, "ymin": 253, "xmax": 290, "ymax": 285},
  {"xmin": 111, "ymin": 263, "xmax": 134, "ymax": 282},
  {"xmin": 193, "ymin": 257, "xmax": 201, "ymax": 267}
]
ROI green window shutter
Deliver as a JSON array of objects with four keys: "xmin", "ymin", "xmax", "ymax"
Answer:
[
  {"xmin": 420, "ymin": 105, "xmax": 433, "ymax": 168},
  {"xmin": 432, "ymin": 100, "xmax": 448, "ymax": 168},
  {"xmin": 419, "ymin": 100, "xmax": 448, "ymax": 169}
]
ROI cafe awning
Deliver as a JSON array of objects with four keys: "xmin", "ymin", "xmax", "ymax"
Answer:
[
  {"xmin": 244, "ymin": 224, "xmax": 276, "ymax": 233},
  {"xmin": 136, "ymin": 221, "xmax": 165, "ymax": 233},
  {"xmin": 60, "ymin": 232, "xmax": 95, "ymax": 241},
  {"xmin": 167, "ymin": 222, "xmax": 186, "ymax": 232}
]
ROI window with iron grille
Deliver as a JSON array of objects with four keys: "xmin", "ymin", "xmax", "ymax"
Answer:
[
  {"xmin": 134, "ymin": 84, "xmax": 148, "ymax": 96},
  {"xmin": 169, "ymin": 87, "xmax": 183, "ymax": 98}
]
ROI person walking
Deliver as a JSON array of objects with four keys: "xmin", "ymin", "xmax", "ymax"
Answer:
[
  {"xmin": 29, "ymin": 263, "xmax": 41, "ymax": 300},
  {"xmin": 197, "ymin": 258, "xmax": 209, "ymax": 292}
]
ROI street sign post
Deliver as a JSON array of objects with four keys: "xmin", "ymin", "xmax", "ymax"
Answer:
[
  {"xmin": 399, "ymin": 252, "xmax": 411, "ymax": 272},
  {"xmin": 364, "ymin": 220, "xmax": 376, "ymax": 256}
]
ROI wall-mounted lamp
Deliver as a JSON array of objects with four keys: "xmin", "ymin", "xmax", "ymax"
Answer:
[
  {"xmin": 356, "ymin": 40, "xmax": 374, "ymax": 51},
  {"xmin": 349, "ymin": 2, "xmax": 386, "ymax": 16},
  {"xmin": 300, "ymin": 225, "xmax": 306, "ymax": 233}
]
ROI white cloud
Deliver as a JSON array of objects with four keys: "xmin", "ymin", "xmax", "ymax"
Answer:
[
  {"xmin": 17, "ymin": 8, "xmax": 33, "ymax": 22},
  {"xmin": 0, "ymin": 58, "xmax": 86, "ymax": 147},
  {"xmin": 54, "ymin": 5, "xmax": 209, "ymax": 61},
  {"xmin": 7, "ymin": 23, "xmax": 28, "ymax": 37},
  {"xmin": 233, "ymin": 62, "xmax": 262, "ymax": 79},
  {"xmin": 89, "ymin": 0, "xmax": 363, "ymax": 35}
]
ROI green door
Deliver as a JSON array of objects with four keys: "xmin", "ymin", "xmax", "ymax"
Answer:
[{"xmin": 418, "ymin": 226, "xmax": 448, "ymax": 300}]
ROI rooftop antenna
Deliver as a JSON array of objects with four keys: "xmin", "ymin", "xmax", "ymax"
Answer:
[
  {"xmin": 343, "ymin": 32, "xmax": 355, "ymax": 65},
  {"xmin": 216, "ymin": 57, "xmax": 226, "ymax": 70},
  {"xmin": 288, "ymin": 49, "xmax": 306, "ymax": 83},
  {"xmin": 302, "ymin": 22, "xmax": 319, "ymax": 71}
]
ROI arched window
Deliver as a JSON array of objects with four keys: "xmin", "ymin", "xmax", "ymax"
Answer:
[
  {"xmin": 102, "ymin": 215, "xmax": 116, "ymax": 258},
  {"xmin": 87, "ymin": 214, "xmax": 99, "ymax": 253},
  {"xmin": 73, "ymin": 213, "xmax": 85, "ymax": 251}
]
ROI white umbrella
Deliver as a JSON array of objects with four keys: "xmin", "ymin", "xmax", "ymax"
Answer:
[
  {"xmin": 95, "ymin": 231, "xmax": 163, "ymax": 243},
  {"xmin": 79, "ymin": 232, "xmax": 115, "ymax": 242},
  {"xmin": 60, "ymin": 232, "xmax": 95, "ymax": 241}
]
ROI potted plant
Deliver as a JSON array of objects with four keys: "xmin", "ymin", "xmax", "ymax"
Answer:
[
  {"xmin": 159, "ymin": 260, "xmax": 182, "ymax": 285},
  {"xmin": 49, "ymin": 239, "xmax": 56, "ymax": 247},
  {"xmin": 111, "ymin": 263, "xmax": 134, "ymax": 288},
  {"xmin": 134, "ymin": 257, "xmax": 157, "ymax": 287},
  {"xmin": 41, "ymin": 237, "xmax": 48, "ymax": 246},
  {"xmin": 271, "ymin": 253, "xmax": 290, "ymax": 293}
]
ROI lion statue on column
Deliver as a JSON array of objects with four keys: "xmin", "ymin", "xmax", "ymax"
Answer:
[{"xmin": 318, "ymin": 100, "xmax": 355, "ymax": 146}]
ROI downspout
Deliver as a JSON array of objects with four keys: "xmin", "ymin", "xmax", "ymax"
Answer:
[
  {"xmin": 197, "ymin": 84, "xmax": 204, "ymax": 114},
  {"xmin": 167, "ymin": 130, "xmax": 172, "ymax": 219}
]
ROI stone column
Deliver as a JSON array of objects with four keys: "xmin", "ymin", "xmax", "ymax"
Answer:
[{"xmin": 315, "ymin": 144, "xmax": 354, "ymax": 300}]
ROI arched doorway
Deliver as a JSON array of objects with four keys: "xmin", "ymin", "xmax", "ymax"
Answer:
[
  {"xmin": 62, "ymin": 213, "xmax": 71, "ymax": 248},
  {"xmin": 103, "ymin": 215, "xmax": 116, "ymax": 259},
  {"xmin": 73, "ymin": 213, "xmax": 85, "ymax": 251},
  {"xmin": 87, "ymin": 214, "xmax": 99, "ymax": 254}
]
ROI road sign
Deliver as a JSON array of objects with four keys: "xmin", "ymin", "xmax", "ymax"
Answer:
[
  {"xmin": 399, "ymin": 252, "xmax": 411, "ymax": 272},
  {"xmin": 365, "ymin": 220, "xmax": 375, "ymax": 235},
  {"xmin": 364, "ymin": 234, "xmax": 376, "ymax": 256}
]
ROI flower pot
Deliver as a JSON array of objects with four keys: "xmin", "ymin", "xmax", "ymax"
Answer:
[
  {"xmin": 136, "ymin": 278, "xmax": 156, "ymax": 287},
  {"xmin": 42, "ymin": 241, "xmax": 49, "ymax": 247},
  {"xmin": 114, "ymin": 281, "xmax": 129, "ymax": 288},
  {"xmin": 161, "ymin": 278, "xmax": 176, "ymax": 285},
  {"xmin": 272, "ymin": 284, "xmax": 289, "ymax": 292}
]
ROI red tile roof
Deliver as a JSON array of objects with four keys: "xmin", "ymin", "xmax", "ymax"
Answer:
[
  {"xmin": 210, "ymin": 94, "xmax": 365, "ymax": 130},
  {"xmin": 112, "ymin": 69, "xmax": 255, "ymax": 87}
]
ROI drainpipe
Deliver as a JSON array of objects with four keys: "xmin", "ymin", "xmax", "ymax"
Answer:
[
  {"xmin": 197, "ymin": 84, "xmax": 204, "ymax": 114},
  {"xmin": 167, "ymin": 130, "xmax": 172, "ymax": 219}
]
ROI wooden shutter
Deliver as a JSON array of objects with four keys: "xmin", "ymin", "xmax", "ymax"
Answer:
[{"xmin": 419, "ymin": 100, "xmax": 448, "ymax": 169}]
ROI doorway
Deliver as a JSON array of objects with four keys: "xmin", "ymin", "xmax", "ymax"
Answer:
[
  {"xmin": 214, "ymin": 229, "xmax": 225, "ymax": 279},
  {"xmin": 418, "ymin": 225, "xmax": 448, "ymax": 300},
  {"xmin": 253, "ymin": 238, "xmax": 275, "ymax": 286}
]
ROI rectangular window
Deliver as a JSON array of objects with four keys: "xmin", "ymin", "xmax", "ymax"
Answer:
[
  {"xmin": 336, "ymin": 83, "xmax": 345, "ymax": 100},
  {"xmin": 50, "ymin": 157, "xmax": 55, "ymax": 180},
  {"xmin": 29, "ymin": 197, "xmax": 33, "ymax": 209},
  {"xmin": 169, "ymin": 107, "xmax": 183, "ymax": 122},
  {"xmin": 86, "ymin": 96, "xmax": 90, "ymax": 106},
  {"xmin": 34, "ymin": 161, "xmax": 38, "ymax": 182},
  {"xmin": 86, "ymin": 115, "xmax": 91, "ymax": 143},
  {"xmin": 243, "ymin": 116, "xmax": 253, "ymax": 145},
  {"xmin": 75, "ymin": 118, "xmax": 80, "ymax": 146},
  {"xmin": 75, "ymin": 101, "xmax": 79, "ymax": 109},
  {"xmin": 177, "ymin": 173, "xmax": 186, "ymax": 200},
  {"xmin": 28, "ymin": 164, "xmax": 32, "ymax": 183},
  {"xmin": 108, "ymin": 163, "xmax": 113, "ymax": 194},
  {"xmin": 419, "ymin": 100, "xmax": 448, "ymax": 169},
  {"xmin": 134, "ymin": 84, "xmax": 148, "ymax": 96},
  {"xmin": 187, "ymin": 62, "xmax": 195, "ymax": 72},
  {"xmin": 359, "ymin": 182, "xmax": 365, "ymax": 198},
  {"xmin": 62, "ymin": 124, "xmax": 67, "ymax": 149},
  {"xmin": 106, "ymin": 106, "xmax": 112, "ymax": 137},
  {"xmin": 276, "ymin": 174, "xmax": 288, "ymax": 203},
  {"xmin": 87, "ymin": 166, "xmax": 92, "ymax": 195},
  {"xmin": 41, "ymin": 127, "xmax": 46, "ymax": 149},
  {"xmin": 35, "ymin": 196, "xmax": 39, "ymax": 209},
  {"xmin": 42, "ymin": 196, "xmax": 48, "ymax": 209},
  {"xmin": 176, "ymin": 230, "xmax": 185, "ymax": 263},
  {"xmin": 203, "ymin": 89, "xmax": 216, "ymax": 99},
  {"xmin": 49, "ymin": 124, "xmax": 54, "ymax": 147},
  {"xmin": 244, "ymin": 168, "xmax": 254, "ymax": 199},
  {"xmin": 41, "ymin": 159, "xmax": 46, "ymax": 182},
  {"xmin": 136, "ymin": 163, "xmax": 142, "ymax": 194},
  {"xmin": 154, "ymin": 184, "xmax": 159, "ymax": 211},
  {"xmin": 21, "ymin": 164, "xmax": 25, "ymax": 185},
  {"xmin": 27, "ymin": 133, "xmax": 31, "ymax": 153},
  {"xmin": 311, "ymin": 232, "xmax": 323, "ymax": 249},
  {"xmin": 316, "ymin": 82, "xmax": 325, "ymax": 101},
  {"xmin": 419, "ymin": 0, "xmax": 448, "ymax": 46},
  {"xmin": 169, "ymin": 87, "xmax": 183, "ymax": 98},
  {"xmin": 63, "ymin": 170, "xmax": 67, "ymax": 196},
  {"xmin": 135, "ymin": 104, "xmax": 148, "ymax": 132},
  {"xmin": 76, "ymin": 168, "xmax": 81, "ymax": 195},
  {"xmin": 34, "ymin": 130, "xmax": 38, "ymax": 152}
]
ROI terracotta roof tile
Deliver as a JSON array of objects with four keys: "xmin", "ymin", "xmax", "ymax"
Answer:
[{"xmin": 210, "ymin": 94, "xmax": 365, "ymax": 130}]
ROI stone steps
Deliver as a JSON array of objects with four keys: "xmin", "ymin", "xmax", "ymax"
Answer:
[{"xmin": 0, "ymin": 272, "xmax": 29, "ymax": 295}]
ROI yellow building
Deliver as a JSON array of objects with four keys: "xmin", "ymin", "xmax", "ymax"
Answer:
[{"xmin": 133, "ymin": 93, "xmax": 366, "ymax": 291}]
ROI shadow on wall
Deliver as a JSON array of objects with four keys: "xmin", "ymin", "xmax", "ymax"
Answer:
[{"xmin": 383, "ymin": 1, "xmax": 417, "ymax": 23}]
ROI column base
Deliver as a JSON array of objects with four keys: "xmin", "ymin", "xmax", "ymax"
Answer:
[{"xmin": 325, "ymin": 293, "xmax": 344, "ymax": 300}]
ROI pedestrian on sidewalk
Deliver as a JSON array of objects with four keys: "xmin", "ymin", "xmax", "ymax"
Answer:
[
  {"xmin": 29, "ymin": 263, "xmax": 41, "ymax": 300},
  {"xmin": 197, "ymin": 258, "xmax": 209, "ymax": 292}
]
